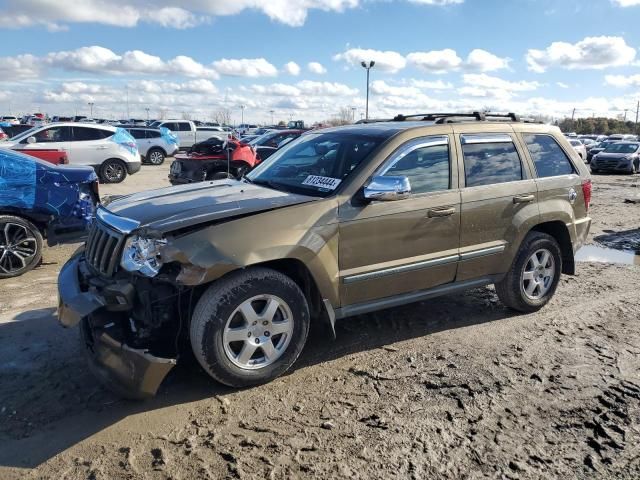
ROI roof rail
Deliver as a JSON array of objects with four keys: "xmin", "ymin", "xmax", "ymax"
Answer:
[{"xmin": 391, "ymin": 112, "xmax": 540, "ymax": 124}]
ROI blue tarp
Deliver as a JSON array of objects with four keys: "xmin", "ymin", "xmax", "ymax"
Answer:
[
  {"xmin": 0, "ymin": 149, "xmax": 37, "ymax": 208},
  {"xmin": 161, "ymin": 127, "xmax": 179, "ymax": 146},
  {"xmin": 111, "ymin": 128, "xmax": 138, "ymax": 156}
]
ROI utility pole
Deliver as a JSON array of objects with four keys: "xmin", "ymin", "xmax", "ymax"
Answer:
[
  {"xmin": 269, "ymin": 109, "xmax": 274, "ymax": 125},
  {"xmin": 87, "ymin": 102, "xmax": 94, "ymax": 117},
  {"xmin": 145, "ymin": 107, "xmax": 150, "ymax": 122},
  {"xmin": 126, "ymin": 85, "xmax": 130, "ymax": 119},
  {"xmin": 635, "ymin": 100, "xmax": 639, "ymax": 134},
  {"xmin": 360, "ymin": 61, "xmax": 375, "ymax": 120},
  {"xmin": 240, "ymin": 105, "xmax": 245, "ymax": 125},
  {"xmin": 623, "ymin": 109, "xmax": 629, "ymax": 122},
  {"xmin": 351, "ymin": 106, "xmax": 357, "ymax": 122}
]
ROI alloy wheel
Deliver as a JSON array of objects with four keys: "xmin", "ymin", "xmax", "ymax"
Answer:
[
  {"xmin": 522, "ymin": 248, "xmax": 555, "ymax": 300},
  {"xmin": 222, "ymin": 294, "xmax": 294, "ymax": 370},
  {"xmin": 0, "ymin": 222, "xmax": 38, "ymax": 274},
  {"xmin": 149, "ymin": 150, "xmax": 164, "ymax": 165},
  {"xmin": 104, "ymin": 162, "xmax": 125, "ymax": 182}
]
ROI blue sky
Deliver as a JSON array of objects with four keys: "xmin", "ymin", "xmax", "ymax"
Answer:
[{"xmin": 1, "ymin": 0, "xmax": 639, "ymax": 124}]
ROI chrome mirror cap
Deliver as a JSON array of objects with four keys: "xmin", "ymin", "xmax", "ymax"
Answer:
[{"xmin": 364, "ymin": 176, "xmax": 411, "ymax": 201}]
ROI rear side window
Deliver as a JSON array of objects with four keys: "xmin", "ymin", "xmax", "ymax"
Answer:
[
  {"xmin": 461, "ymin": 134, "xmax": 523, "ymax": 187},
  {"xmin": 128, "ymin": 129, "xmax": 146, "ymax": 139},
  {"xmin": 175, "ymin": 122, "xmax": 191, "ymax": 132},
  {"xmin": 382, "ymin": 136, "xmax": 450, "ymax": 194},
  {"xmin": 72, "ymin": 127, "xmax": 112, "ymax": 141},
  {"xmin": 523, "ymin": 134, "xmax": 575, "ymax": 178},
  {"xmin": 145, "ymin": 130, "xmax": 161, "ymax": 138}
]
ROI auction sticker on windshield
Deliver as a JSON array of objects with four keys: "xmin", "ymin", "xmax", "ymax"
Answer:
[{"xmin": 302, "ymin": 175, "xmax": 342, "ymax": 190}]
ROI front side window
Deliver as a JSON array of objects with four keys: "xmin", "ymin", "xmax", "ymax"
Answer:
[
  {"xmin": 381, "ymin": 136, "xmax": 450, "ymax": 194},
  {"xmin": 461, "ymin": 134, "xmax": 523, "ymax": 187},
  {"xmin": 247, "ymin": 132, "xmax": 383, "ymax": 197},
  {"xmin": 28, "ymin": 126, "xmax": 72, "ymax": 143},
  {"xmin": 175, "ymin": 122, "xmax": 191, "ymax": 132},
  {"xmin": 523, "ymin": 134, "xmax": 575, "ymax": 178}
]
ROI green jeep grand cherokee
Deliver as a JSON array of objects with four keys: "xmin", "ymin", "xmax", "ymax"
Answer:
[{"xmin": 58, "ymin": 112, "xmax": 592, "ymax": 398}]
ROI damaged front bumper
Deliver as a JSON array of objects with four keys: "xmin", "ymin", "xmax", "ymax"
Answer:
[{"xmin": 58, "ymin": 255, "xmax": 177, "ymax": 399}]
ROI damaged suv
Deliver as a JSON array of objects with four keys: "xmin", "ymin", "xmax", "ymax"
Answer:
[{"xmin": 58, "ymin": 112, "xmax": 592, "ymax": 398}]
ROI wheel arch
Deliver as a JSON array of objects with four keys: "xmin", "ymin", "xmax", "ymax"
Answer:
[
  {"xmin": 530, "ymin": 221, "xmax": 575, "ymax": 275},
  {"xmin": 0, "ymin": 209, "xmax": 48, "ymax": 236},
  {"xmin": 148, "ymin": 145, "xmax": 167, "ymax": 156}
]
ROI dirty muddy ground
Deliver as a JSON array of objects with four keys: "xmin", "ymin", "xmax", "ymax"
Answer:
[{"xmin": 0, "ymin": 166, "xmax": 639, "ymax": 479}]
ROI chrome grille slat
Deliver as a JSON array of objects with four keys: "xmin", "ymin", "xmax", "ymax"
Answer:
[{"xmin": 84, "ymin": 219, "xmax": 126, "ymax": 277}]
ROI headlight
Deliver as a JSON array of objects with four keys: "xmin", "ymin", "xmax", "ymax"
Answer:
[{"xmin": 121, "ymin": 235, "xmax": 166, "ymax": 277}]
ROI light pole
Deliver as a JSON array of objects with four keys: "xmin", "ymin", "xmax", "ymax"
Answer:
[
  {"xmin": 269, "ymin": 109, "xmax": 275, "ymax": 125},
  {"xmin": 351, "ymin": 106, "xmax": 357, "ymax": 123},
  {"xmin": 360, "ymin": 60, "xmax": 375, "ymax": 120},
  {"xmin": 88, "ymin": 102, "xmax": 94, "ymax": 118},
  {"xmin": 240, "ymin": 105, "xmax": 246, "ymax": 125},
  {"xmin": 145, "ymin": 107, "xmax": 150, "ymax": 122}
]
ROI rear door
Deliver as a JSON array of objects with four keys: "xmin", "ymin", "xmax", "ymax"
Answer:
[
  {"xmin": 455, "ymin": 129, "xmax": 540, "ymax": 281},
  {"xmin": 67, "ymin": 126, "xmax": 113, "ymax": 166}
]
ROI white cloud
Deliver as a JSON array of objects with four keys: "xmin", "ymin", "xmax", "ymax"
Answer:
[
  {"xmin": 556, "ymin": 82, "xmax": 569, "ymax": 88},
  {"xmin": 459, "ymin": 73, "xmax": 540, "ymax": 100},
  {"xmin": 604, "ymin": 74, "xmax": 640, "ymax": 87},
  {"xmin": 407, "ymin": 49, "xmax": 462, "ymax": 73},
  {"xmin": 212, "ymin": 58, "xmax": 278, "ymax": 77},
  {"xmin": 611, "ymin": 0, "xmax": 640, "ymax": 6},
  {"xmin": 409, "ymin": 79, "xmax": 454, "ymax": 90},
  {"xmin": 465, "ymin": 49, "xmax": 510, "ymax": 72},
  {"xmin": 526, "ymin": 36, "xmax": 636, "ymax": 72},
  {"xmin": 0, "ymin": 53, "xmax": 42, "ymax": 79},
  {"xmin": 297, "ymin": 80, "xmax": 357, "ymax": 96},
  {"xmin": 370, "ymin": 80, "xmax": 421, "ymax": 97},
  {"xmin": 308, "ymin": 62, "xmax": 327, "ymax": 74},
  {"xmin": 0, "ymin": 0, "xmax": 360, "ymax": 29},
  {"xmin": 283, "ymin": 61, "xmax": 301, "ymax": 76},
  {"xmin": 333, "ymin": 48, "xmax": 407, "ymax": 73}
]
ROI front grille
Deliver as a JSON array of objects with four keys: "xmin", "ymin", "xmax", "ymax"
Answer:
[
  {"xmin": 85, "ymin": 219, "xmax": 125, "ymax": 276},
  {"xmin": 598, "ymin": 160, "xmax": 621, "ymax": 168}
]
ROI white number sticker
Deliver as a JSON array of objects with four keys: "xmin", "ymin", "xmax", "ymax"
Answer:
[{"xmin": 302, "ymin": 175, "xmax": 342, "ymax": 190}]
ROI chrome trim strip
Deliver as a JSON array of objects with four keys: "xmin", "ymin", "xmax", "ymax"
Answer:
[
  {"xmin": 461, "ymin": 134, "xmax": 512, "ymax": 145},
  {"xmin": 96, "ymin": 207, "xmax": 140, "ymax": 234},
  {"xmin": 459, "ymin": 245, "xmax": 505, "ymax": 260},
  {"xmin": 343, "ymin": 254, "xmax": 459, "ymax": 284},
  {"xmin": 377, "ymin": 135, "xmax": 449, "ymax": 175}
]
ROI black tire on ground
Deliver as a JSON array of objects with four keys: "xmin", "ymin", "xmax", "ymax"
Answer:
[
  {"xmin": 190, "ymin": 267, "xmax": 310, "ymax": 388},
  {"xmin": 0, "ymin": 215, "xmax": 43, "ymax": 278},
  {"xmin": 147, "ymin": 148, "xmax": 166, "ymax": 166},
  {"xmin": 100, "ymin": 159, "xmax": 127, "ymax": 184},
  {"xmin": 494, "ymin": 231, "xmax": 562, "ymax": 313}
]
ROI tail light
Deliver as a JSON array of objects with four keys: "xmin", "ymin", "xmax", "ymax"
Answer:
[
  {"xmin": 581, "ymin": 179, "xmax": 592, "ymax": 212},
  {"xmin": 0, "ymin": 133, "xmax": 7, "ymax": 141}
]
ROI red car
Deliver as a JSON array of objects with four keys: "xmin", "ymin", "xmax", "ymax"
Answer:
[{"xmin": 13, "ymin": 149, "xmax": 69, "ymax": 165}]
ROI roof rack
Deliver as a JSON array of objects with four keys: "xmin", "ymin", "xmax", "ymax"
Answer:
[{"xmin": 391, "ymin": 112, "xmax": 541, "ymax": 124}]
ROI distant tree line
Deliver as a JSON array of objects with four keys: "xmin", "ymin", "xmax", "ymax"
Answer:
[{"xmin": 557, "ymin": 117, "xmax": 640, "ymax": 135}]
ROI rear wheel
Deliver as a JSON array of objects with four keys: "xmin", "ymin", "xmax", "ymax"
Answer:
[
  {"xmin": 100, "ymin": 159, "xmax": 127, "ymax": 183},
  {"xmin": 147, "ymin": 148, "xmax": 166, "ymax": 166},
  {"xmin": 0, "ymin": 215, "xmax": 43, "ymax": 278},
  {"xmin": 495, "ymin": 232, "xmax": 562, "ymax": 313},
  {"xmin": 190, "ymin": 267, "xmax": 310, "ymax": 387}
]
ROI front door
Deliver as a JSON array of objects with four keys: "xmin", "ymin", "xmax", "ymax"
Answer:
[
  {"xmin": 338, "ymin": 135, "xmax": 461, "ymax": 306},
  {"xmin": 19, "ymin": 125, "xmax": 72, "ymax": 155}
]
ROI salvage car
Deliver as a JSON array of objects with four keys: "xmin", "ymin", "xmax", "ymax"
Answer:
[
  {"xmin": 125, "ymin": 127, "xmax": 179, "ymax": 165},
  {"xmin": 0, "ymin": 149, "xmax": 98, "ymax": 278},
  {"xmin": 590, "ymin": 142, "xmax": 640, "ymax": 174},
  {"xmin": 168, "ymin": 137, "xmax": 259, "ymax": 184},
  {"xmin": 58, "ymin": 112, "xmax": 592, "ymax": 398},
  {"xmin": 0, "ymin": 123, "xmax": 140, "ymax": 183},
  {"xmin": 569, "ymin": 139, "xmax": 587, "ymax": 162}
]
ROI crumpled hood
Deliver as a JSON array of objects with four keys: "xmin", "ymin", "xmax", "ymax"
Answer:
[{"xmin": 103, "ymin": 179, "xmax": 317, "ymax": 233}]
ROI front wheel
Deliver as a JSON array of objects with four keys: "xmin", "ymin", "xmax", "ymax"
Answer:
[
  {"xmin": 0, "ymin": 215, "xmax": 43, "ymax": 278},
  {"xmin": 494, "ymin": 232, "xmax": 562, "ymax": 313},
  {"xmin": 147, "ymin": 148, "xmax": 166, "ymax": 166},
  {"xmin": 100, "ymin": 159, "xmax": 127, "ymax": 183},
  {"xmin": 190, "ymin": 267, "xmax": 310, "ymax": 387}
]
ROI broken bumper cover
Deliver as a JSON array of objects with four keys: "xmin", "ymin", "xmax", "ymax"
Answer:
[{"xmin": 58, "ymin": 256, "xmax": 177, "ymax": 398}]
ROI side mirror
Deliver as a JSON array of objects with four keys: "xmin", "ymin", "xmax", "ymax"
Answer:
[
  {"xmin": 363, "ymin": 176, "xmax": 411, "ymax": 201},
  {"xmin": 27, "ymin": 136, "xmax": 37, "ymax": 144}
]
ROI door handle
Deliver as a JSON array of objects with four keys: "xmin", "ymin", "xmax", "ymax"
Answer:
[
  {"xmin": 513, "ymin": 194, "xmax": 535, "ymax": 204},
  {"xmin": 96, "ymin": 146, "xmax": 108, "ymax": 150},
  {"xmin": 427, "ymin": 207, "xmax": 456, "ymax": 218}
]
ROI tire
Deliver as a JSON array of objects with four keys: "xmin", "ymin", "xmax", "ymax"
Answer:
[
  {"xmin": 190, "ymin": 267, "xmax": 310, "ymax": 388},
  {"xmin": 146, "ymin": 148, "xmax": 166, "ymax": 166},
  {"xmin": 0, "ymin": 215, "xmax": 43, "ymax": 278},
  {"xmin": 494, "ymin": 232, "xmax": 562, "ymax": 313},
  {"xmin": 100, "ymin": 159, "xmax": 127, "ymax": 184}
]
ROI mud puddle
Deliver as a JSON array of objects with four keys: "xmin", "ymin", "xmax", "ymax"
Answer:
[{"xmin": 576, "ymin": 244, "xmax": 640, "ymax": 265}]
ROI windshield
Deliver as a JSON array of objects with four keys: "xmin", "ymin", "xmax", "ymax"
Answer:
[
  {"xmin": 570, "ymin": 140, "xmax": 581, "ymax": 146},
  {"xmin": 604, "ymin": 143, "xmax": 639, "ymax": 154},
  {"xmin": 246, "ymin": 132, "xmax": 383, "ymax": 197},
  {"xmin": 247, "ymin": 131, "xmax": 280, "ymax": 147}
]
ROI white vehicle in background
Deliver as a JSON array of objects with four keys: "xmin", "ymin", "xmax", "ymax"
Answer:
[
  {"xmin": 569, "ymin": 139, "xmax": 587, "ymax": 162},
  {"xmin": 0, "ymin": 123, "xmax": 141, "ymax": 183},
  {"xmin": 22, "ymin": 115, "xmax": 47, "ymax": 128},
  {"xmin": 148, "ymin": 120, "xmax": 230, "ymax": 148},
  {"xmin": 0, "ymin": 116, "xmax": 19, "ymax": 125},
  {"xmin": 125, "ymin": 127, "xmax": 179, "ymax": 165}
]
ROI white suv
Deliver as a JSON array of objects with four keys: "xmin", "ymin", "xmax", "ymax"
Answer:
[
  {"xmin": 125, "ymin": 127, "xmax": 179, "ymax": 165},
  {"xmin": 0, "ymin": 123, "xmax": 141, "ymax": 183}
]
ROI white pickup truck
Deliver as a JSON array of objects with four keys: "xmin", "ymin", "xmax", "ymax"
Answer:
[{"xmin": 149, "ymin": 120, "xmax": 230, "ymax": 148}]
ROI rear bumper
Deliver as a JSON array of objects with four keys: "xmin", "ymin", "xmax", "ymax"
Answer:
[
  {"xmin": 57, "ymin": 256, "xmax": 176, "ymax": 398},
  {"xmin": 572, "ymin": 217, "xmax": 592, "ymax": 253}
]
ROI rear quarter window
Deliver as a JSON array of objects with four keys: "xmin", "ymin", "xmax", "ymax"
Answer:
[
  {"xmin": 461, "ymin": 135, "xmax": 523, "ymax": 187},
  {"xmin": 523, "ymin": 134, "xmax": 575, "ymax": 178}
]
